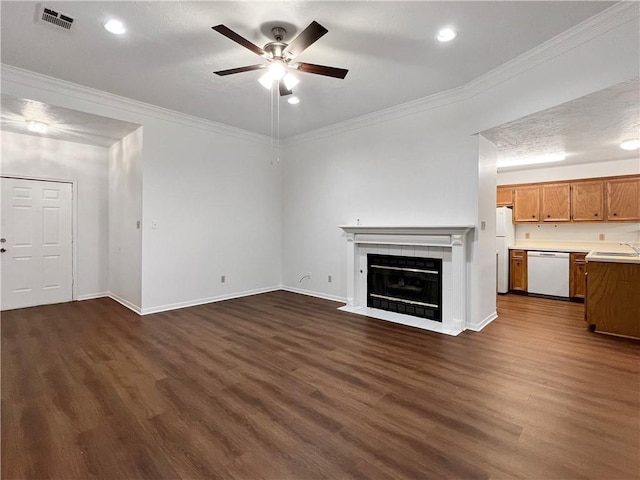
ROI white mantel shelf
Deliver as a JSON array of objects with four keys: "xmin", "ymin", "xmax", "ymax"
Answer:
[
  {"xmin": 339, "ymin": 225, "xmax": 475, "ymax": 235},
  {"xmin": 338, "ymin": 224, "xmax": 476, "ymax": 336}
]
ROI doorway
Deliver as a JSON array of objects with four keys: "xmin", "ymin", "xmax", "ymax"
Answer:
[{"xmin": 1, "ymin": 177, "xmax": 73, "ymax": 310}]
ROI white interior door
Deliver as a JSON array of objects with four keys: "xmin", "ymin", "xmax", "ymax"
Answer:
[{"xmin": 1, "ymin": 177, "xmax": 73, "ymax": 310}]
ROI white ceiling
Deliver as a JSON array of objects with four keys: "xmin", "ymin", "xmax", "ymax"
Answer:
[
  {"xmin": 0, "ymin": 1, "xmax": 616, "ymax": 139},
  {"xmin": 0, "ymin": 95, "xmax": 141, "ymax": 147},
  {"xmin": 481, "ymin": 78, "xmax": 640, "ymax": 171}
]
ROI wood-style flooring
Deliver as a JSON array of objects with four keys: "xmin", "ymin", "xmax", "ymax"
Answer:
[{"xmin": 2, "ymin": 291, "xmax": 639, "ymax": 479}]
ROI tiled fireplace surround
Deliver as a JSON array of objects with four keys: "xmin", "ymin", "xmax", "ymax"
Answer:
[{"xmin": 338, "ymin": 225, "xmax": 475, "ymax": 336}]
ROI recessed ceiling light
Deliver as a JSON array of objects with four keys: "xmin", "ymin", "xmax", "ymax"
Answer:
[
  {"xmin": 620, "ymin": 139, "xmax": 640, "ymax": 151},
  {"xmin": 437, "ymin": 27, "xmax": 457, "ymax": 42},
  {"xmin": 287, "ymin": 96, "xmax": 300, "ymax": 105},
  {"xmin": 498, "ymin": 153, "xmax": 566, "ymax": 169},
  {"xmin": 104, "ymin": 19, "xmax": 126, "ymax": 35},
  {"xmin": 26, "ymin": 120, "xmax": 49, "ymax": 134}
]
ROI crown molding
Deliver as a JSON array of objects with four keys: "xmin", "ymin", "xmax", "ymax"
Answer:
[
  {"xmin": 284, "ymin": 1, "xmax": 639, "ymax": 147},
  {"xmin": 1, "ymin": 64, "xmax": 272, "ymax": 145}
]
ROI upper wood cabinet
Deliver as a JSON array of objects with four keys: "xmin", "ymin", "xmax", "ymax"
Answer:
[
  {"xmin": 541, "ymin": 183, "xmax": 571, "ymax": 222},
  {"xmin": 496, "ymin": 186, "xmax": 513, "ymax": 206},
  {"xmin": 513, "ymin": 186, "xmax": 540, "ymax": 222},
  {"xmin": 606, "ymin": 177, "xmax": 640, "ymax": 221},
  {"xmin": 572, "ymin": 181, "xmax": 604, "ymax": 222},
  {"xmin": 500, "ymin": 174, "xmax": 639, "ymax": 223}
]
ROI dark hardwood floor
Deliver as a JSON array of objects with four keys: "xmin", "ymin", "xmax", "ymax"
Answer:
[{"xmin": 2, "ymin": 291, "xmax": 639, "ymax": 479}]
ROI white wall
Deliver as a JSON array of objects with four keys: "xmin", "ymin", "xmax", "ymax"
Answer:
[
  {"xmin": 109, "ymin": 128, "xmax": 143, "ymax": 310},
  {"xmin": 497, "ymin": 157, "xmax": 640, "ymax": 185},
  {"xmin": 2, "ymin": 68, "xmax": 282, "ymax": 314},
  {"xmin": 1, "ymin": 131, "xmax": 109, "ymax": 299},
  {"xmin": 139, "ymin": 120, "xmax": 282, "ymax": 313},
  {"xmin": 470, "ymin": 135, "xmax": 498, "ymax": 329},
  {"xmin": 281, "ymin": 7, "xmax": 639, "ymax": 328}
]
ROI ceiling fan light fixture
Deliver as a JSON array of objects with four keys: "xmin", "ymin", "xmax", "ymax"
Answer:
[
  {"xmin": 268, "ymin": 60, "xmax": 287, "ymax": 81},
  {"xmin": 258, "ymin": 73, "xmax": 274, "ymax": 90},
  {"xmin": 620, "ymin": 139, "xmax": 640, "ymax": 151},
  {"xmin": 437, "ymin": 27, "xmax": 457, "ymax": 42},
  {"xmin": 283, "ymin": 73, "xmax": 299, "ymax": 90},
  {"xmin": 26, "ymin": 120, "xmax": 49, "ymax": 134}
]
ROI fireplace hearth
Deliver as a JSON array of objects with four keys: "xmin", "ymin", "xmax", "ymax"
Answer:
[{"xmin": 367, "ymin": 254, "xmax": 442, "ymax": 321}]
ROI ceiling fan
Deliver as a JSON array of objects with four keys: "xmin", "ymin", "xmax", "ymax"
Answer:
[{"xmin": 212, "ymin": 21, "xmax": 348, "ymax": 96}]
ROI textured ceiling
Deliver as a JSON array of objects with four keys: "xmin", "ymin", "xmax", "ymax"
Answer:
[
  {"xmin": 0, "ymin": 1, "xmax": 616, "ymax": 138},
  {"xmin": 481, "ymin": 78, "xmax": 640, "ymax": 171},
  {"xmin": 0, "ymin": 96, "xmax": 141, "ymax": 148}
]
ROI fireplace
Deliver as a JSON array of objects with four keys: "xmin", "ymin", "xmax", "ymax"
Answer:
[
  {"xmin": 367, "ymin": 254, "xmax": 442, "ymax": 321},
  {"xmin": 338, "ymin": 225, "xmax": 474, "ymax": 336}
]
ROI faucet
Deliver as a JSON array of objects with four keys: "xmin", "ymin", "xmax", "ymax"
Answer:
[{"xmin": 620, "ymin": 243, "xmax": 640, "ymax": 256}]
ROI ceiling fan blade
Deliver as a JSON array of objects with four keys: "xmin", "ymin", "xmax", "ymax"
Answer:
[
  {"xmin": 283, "ymin": 21, "xmax": 328, "ymax": 58},
  {"xmin": 293, "ymin": 62, "xmax": 348, "ymax": 79},
  {"xmin": 279, "ymin": 81, "xmax": 293, "ymax": 96},
  {"xmin": 214, "ymin": 64, "xmax": 265, "ymax": 76},
  {"xmin": 212, "ymin": 24, "xmax": 265, "ymax": 57}
]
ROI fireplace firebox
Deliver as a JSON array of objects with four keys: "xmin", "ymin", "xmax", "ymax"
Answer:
[{"xmin": 367, "ymin": 254, "xmax": 442, "ymax": 322}]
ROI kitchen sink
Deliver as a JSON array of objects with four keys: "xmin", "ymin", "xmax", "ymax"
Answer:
[{"xmin": 592, "ymin": 251, "xmax": 640, "ymax": 257}]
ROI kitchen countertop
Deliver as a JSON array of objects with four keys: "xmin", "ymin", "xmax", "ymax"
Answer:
[{"xmin": 509, "ymin": 241, "xmax": 640, "ymax": 264}]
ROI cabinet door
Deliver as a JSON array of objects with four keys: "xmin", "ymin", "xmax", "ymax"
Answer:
[
  {"xmin": 509, "ymin": 250, "xmax": 528, "ymax": 292},
  {"xmin": 572, "ymin": 181, "xmax": 604, "ymax": 221},
  {"xmin": 541, "ymin": 183, "xmax": 571, "ymax": 222},
  {"xmin": 497, "ymin": 186, "xmax": 513, "ymax": 206},
  {"xmin": 513, "ymin": 186, "xmax": 540, "ymax": 222},
  {"xmin": 569, "ymin": 253, "xmax": 587, "ymax": 299},
  {"xmin": 606, "ymin": 177, "xmax": 640, "ymax": 221}
]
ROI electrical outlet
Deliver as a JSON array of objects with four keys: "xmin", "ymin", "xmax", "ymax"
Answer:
[
  {"xmin": 525, "ymin": 232, "xmax": 530, "ymax": 239},
  {"xmin": 151, "ymin": 220, "xmax": 158, "ymax": 229},
  {"xmin": 599, "ymin": 233, "xmax": 605, "ymax": 241},
  {"xmin": 221, "ymin": 275, "xmax": 226, "ymax": 283},
  {"xmin": 480, "ymin": 221, "xmax": 486, "ymax": 230},
  {"xmin": 328, "ymin": 275, "xmax": 332, "ymax": 283}
]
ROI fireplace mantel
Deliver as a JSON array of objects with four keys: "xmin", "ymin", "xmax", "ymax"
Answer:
[{"xmin": 338, "ymin": 224, "xmax": 475, "ymax": 336}]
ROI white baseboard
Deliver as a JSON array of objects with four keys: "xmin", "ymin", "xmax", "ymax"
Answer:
[
  {"xmin": 466, "ymin": 311, "xmax": 498, "ymax": 332},
  {"xmin": 108, "ymin": 293, "xmax": 142, "ymax": 315},
  {"xmin": 279, "ymin": 286, "xmax": 346, "ymax": 304},
  {"xmin": 76, "ymin": 292, "xmax": 110, "ymax": 301},
  {"xmin": 139, "ymin": 285, "xmax": 282, "ymax": 315}
]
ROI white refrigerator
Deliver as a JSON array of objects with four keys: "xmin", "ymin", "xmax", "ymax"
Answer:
[{"xmin": 496, "ymin": 207, "xmax": 515, "ymax": 294}]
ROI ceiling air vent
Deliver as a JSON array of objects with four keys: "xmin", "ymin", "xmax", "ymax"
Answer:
[{"xmin": 38, "ymin": 6, "xmax": 74, "ymax": 30}]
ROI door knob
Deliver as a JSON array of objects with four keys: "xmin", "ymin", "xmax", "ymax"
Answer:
[
  {"xmin": 0, "ymin": 238, "xmax": 5, "ymax": 243},
  {"xmin": 0, "ymin": 248, "xmax": 6, "ymax": 253}
]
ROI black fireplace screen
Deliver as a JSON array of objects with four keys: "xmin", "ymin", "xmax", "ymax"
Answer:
[{"xmin": 367, "ymin": 254, "xmax": 442, "ymax": 322}]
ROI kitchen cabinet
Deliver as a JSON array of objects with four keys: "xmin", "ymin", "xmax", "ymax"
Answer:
[
  {"xmin": 572, "ymin": 181, "xmax": 604, "ymax": 221},
  {"xmin": 513, "ymin": 186, "xmax": 540, "ymax": 222},
  {"xmin": 509, "ymin": 250, "xmax": 528, "ymax": 292},
  {"xmin": 541, "ymin": 183, "xmax": 571, "ymax": 222},
  {"xmin": 499, "ymin": 174, "xmax": 639, "ymax": 223},
  {"xmin": 497, "ymin": 186, "xmax": 513, "ymax": 206},
  {"xmin": 586, "ymin": 260, "xmax": 640, "ymax": 339},
  {"xmin": 606, "ymin": 177, "xmax": 640, "ymax": 221},
  {"xmin": 569, "ymin": 252, "xmax": 587, "ymax": 299}
]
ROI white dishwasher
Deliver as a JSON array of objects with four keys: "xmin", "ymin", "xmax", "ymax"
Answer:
[{"xmin": 527, "ymin": 251, "xmax": 570, "ymax": 297}]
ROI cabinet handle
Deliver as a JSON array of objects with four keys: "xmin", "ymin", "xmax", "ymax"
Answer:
[
  {"xmin": 613, "ymin": 213, "xmax": 618, "ymax": 216},
  {"xmin": 594, "ymin": 213, "xmax": 598, "ymax": 217},
  {"xmin": 547, "ymin": 214, "xmax": 551, "ymax": 218},
  {"xmin": 532, "ymin": 215, "xmax": 535, "ymax": 218}
]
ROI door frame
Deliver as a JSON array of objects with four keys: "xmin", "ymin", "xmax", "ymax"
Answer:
[{"xmin": 1, "ymin": 175, "xmax": 78, "ymax": 301}]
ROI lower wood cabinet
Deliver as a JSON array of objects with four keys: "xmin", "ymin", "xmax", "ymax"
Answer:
[
  {"xmin": 509, "ymin": 250, "xmax": 528, "ymax": 292},
  {"xmin": 569, "ymin": 252, "xmax": 587, "ymax": 299},
  {"xmin": 586, "ymin": 261, "xmax": 640, "ymax": 339}
]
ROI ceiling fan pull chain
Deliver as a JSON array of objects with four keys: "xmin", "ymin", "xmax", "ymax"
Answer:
[{"xmin": 277, "ymin": 89, "xmax": 280, "ymax": 163}]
